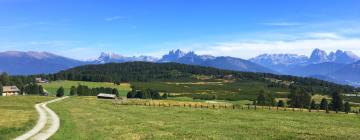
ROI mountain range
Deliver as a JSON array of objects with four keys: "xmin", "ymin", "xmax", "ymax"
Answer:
[
  {"xmin": 0, "ymin": 49, "xmax": 360, "ymax": 86},
  {"xmin": 250, "ymin": 49, "xmax": 360, "ymax": 86},
  {"xmin": 0, "ymin": 51, "xmax": 84, "ymax": 75}
]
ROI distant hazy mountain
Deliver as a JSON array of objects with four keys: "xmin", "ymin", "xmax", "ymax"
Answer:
[
  {"xmin": 285, "ymin": 62, "xmax": 347, "ymax": 77},
  {"xmin": 308, "ymin": 49, "xmax": 359, "ymax": 64},
  {"xmin": 0, "ymin": 51, "xmax": 84, "ymax": 75},
  {"xmin": 327, "ymin": 61, "xmax": 360, "ymax": 86},
  {"xmin": 328, "ymin": 50, "xmax": 359, "ymax": 64},
  {"xmin": 159, "ymin": 49, "xmax": 275, "ymax": 73},
  {"xmin": 249, "ymin": 54, "xmax": 308, "ymax": 73},
  {"xmin": 250, "ymin": 48, "xmax": 360, "ymax": 86},
  {"xmin": 92, "ymin": 52, "xmax": 159, "ymax": 64}
]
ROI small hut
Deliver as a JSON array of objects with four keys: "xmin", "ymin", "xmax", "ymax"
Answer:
[{"xmin": 97, "ymin": 93, "xmax": 117, "ymax": 99}]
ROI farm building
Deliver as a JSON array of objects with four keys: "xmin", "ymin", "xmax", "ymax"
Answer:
[
  {"xmin": 2, "ymin": 86, "xmax": 20, "ymax": 96},
  {"xmin": 35, "ymin": 78, "xmax": 49, "ymax": 83},
  {"xmin": 97, "ymin": 93, "xmax": 117, "ymax": 99}
]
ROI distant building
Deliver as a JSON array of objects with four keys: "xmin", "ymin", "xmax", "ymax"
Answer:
[
  {"xmin": 35, "ymin": 78, "xmax": 49, "ymax": 83},
  {"xmin": 97, "ymin": 93, "xmax": 117, "ymax": 99},
  {"xmin": 2, "ymin": 86, "xmax": 20, "ymax": 96}
]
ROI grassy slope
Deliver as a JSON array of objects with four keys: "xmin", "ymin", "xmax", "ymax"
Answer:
[
  {"xmin": 49, "ymin": 97, "xmax": 360, "ymax": 140},
  {"xmin": 0, "ymin": 96, "xmax": 54, "ymax": 140},
  {"xmin": 40, "ymin": 80, "xmax": 131, "ymax": 96}
]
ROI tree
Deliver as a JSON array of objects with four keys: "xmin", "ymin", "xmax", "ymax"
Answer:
[
  {"xmin": 277, "ymin": 100, "xmax": 285, "ymax": 107},
  {"xmin": 135, "ymin": 91, "xmax": 145, "ymax": 99},
  {"xmin": 256, "ymin": 90, "xmax": 275, "ymax": 106},
  {"xmin": 0, "ymin": 72, "xmax": 10, "ymax": 86},
  {"xmin": 344, "ymin": 102, "xmax": 351, "ymax": 114},
  {"xmin": 256, "ymin": 90, "xmax": 266, "ymax": 106},
  {"xmin": 112, "ymin": 88, "xmax": 119, "ymax": 97},
  {"xmin": 310, "ymin": 100, "xmax": 317, "ymax": 109},
  {"xmin": 162, "ymin": 93, "xmax": 168, "ymax": 99},
  {"xmin": 288, "ymin": 87, "xmax": 311, "ymax": 108},
  {"xmin": 56, "ymin": 87, "xmax": 65, "ymax": 97},
  {"xmin": 0, "ymin": 83, "xmax": 2, "ymax": 96},
  {"xmin": 319, "ymin": 98, "xmax": 328, "ymax": 110},
  {"xmin": 331, "ymin": 90, "xmax": 344, "ymax": 112},
  {"xmin": 39, "ymin": 85, "xmax": 45, "ymax": 95},
  {"xmin": 127, "ymin": 90, "xmax": 135, "ymax": 98},
  {"xmin": 70, "ymin": 86, "xmax": 77, "ymax": 96}
]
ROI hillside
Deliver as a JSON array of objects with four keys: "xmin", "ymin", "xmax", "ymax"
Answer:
[{"xmin": 49, "ymin": 62, "xmax": 354, "ymax": 95}]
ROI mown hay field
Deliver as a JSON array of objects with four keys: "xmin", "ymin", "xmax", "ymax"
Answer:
[{"xmin": 49, "ymin": 97, "xmax": 360, "ymax": 140}]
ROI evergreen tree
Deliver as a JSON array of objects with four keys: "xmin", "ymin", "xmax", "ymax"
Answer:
[
  {"xmin": 39, "ymin": 85, "xmax": 45, "ymax": 95},
  {"xmin": 331, "ymin": 90, "xmax": 344, "ymax": 112},
  {"xmin": 319, "ymin": 98, "xmax": 328, "ymax": 110},
  {"xmin": 288, "ymin": 87, "xmax": 311, "ymax": 108},
  {"xmin": 310, "ymin": 100, "xmax": 317, "ymax": 109},
  {"xmin": 344, "ymin": 102, "xmax": 351, "ymax": 114},
  {"xmin": 162, "ymin": 93, "xmax": 168, "ymax": 99},
  {"xmin": 151, "ymin": 91, "xmax": 161, "ymax": 99},
  {"xmin": 70, "ymin": 86, "xmax": 77, "ymax": 96},
  {"xmin": 0, "ymin": 83, "xmax": 2, "ymax": 96},
  {"xmin": 0, "ymin": 72, "xmax": 10, "ymax": 86},
  {"xmin": 56, "ymin": 87, "xmax": 65, "ymax": 97},
  {"xmin": 127, "ymin": 90, "xmax": 135, "ymax": 98},
  {"xmin": 256, "ymin": 90, "xmax": 275, "ymax": 106},
  {"xmin": 112, "ymin": 88, "xmax": 119, "ymax": 97},
  {"xmin": 135, "ymin": 91, "xmax": 145, "ymax": 99},
  {"xmin": 277, "ymin": 100, "xmax": 285, "ymax": 107},
  {"xmin": 256, "ymin": 90, "xmax": 266, "ymax": 106}
]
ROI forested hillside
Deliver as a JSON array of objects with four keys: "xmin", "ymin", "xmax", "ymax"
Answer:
[{"xmin": 44, "ymin": 62, "xmax": 355, "ymax": 94}]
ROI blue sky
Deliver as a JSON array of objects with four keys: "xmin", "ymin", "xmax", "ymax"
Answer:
[{"xmin": 0, "ymin": 0, "xmax": 359, "ymax": 60}]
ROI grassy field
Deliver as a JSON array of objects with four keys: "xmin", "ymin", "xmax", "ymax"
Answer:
[
  {"xmin": 49, "ymin": 97, "xmax": 360, "ymax": 140},
  {"xmin": 0, "ymin": 96, "xmax": 54, "ymax": 140},
  {"xmin": 40, "ymin": 80, "xmax": 132, "ymax": 96}
]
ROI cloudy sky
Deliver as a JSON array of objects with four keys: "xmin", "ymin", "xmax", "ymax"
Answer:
[{"xmin": 0, "ymin": 0, "xmax": 359, "ymax": 60}]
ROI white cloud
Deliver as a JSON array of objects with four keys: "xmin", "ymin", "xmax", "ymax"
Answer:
[
  {"xmin": 306, "ymin": 32, "xmax": 342, "ymax": 39},
  {"xmin": 195, "ymin": 38, "xmax": 360, "ymax": 59},
  {"xmin": 105, "ymin": 16, "xmax": 125, "ymax": 21}
]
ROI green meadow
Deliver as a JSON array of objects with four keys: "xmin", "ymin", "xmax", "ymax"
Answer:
[
  {"xmin": 49, "ymin": 97, "xmax": 360, "ymax": 140},
  {"xmin": 0, "ymin": 96, "xmax": 54, "ymax": 140},
  {"xmin": 40, "ymin": 80, "xmax": 132, "ymax": 96}
]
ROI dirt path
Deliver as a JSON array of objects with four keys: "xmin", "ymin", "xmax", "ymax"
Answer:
[{"xmin": 15, "ymin": 96, "xmax": 68, "ymax": 140}]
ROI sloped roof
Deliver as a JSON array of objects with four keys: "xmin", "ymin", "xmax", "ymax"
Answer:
[
  {"xmin": 97, "ymin": 93, "xmax": 116, "ymax": 98},
  {"xmin": 3, "ymin": 86, "xmax": 20, "ymax": 92}
]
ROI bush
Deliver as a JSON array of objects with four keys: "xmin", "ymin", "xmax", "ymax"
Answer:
[
  {"xmin": 56, "ymin": 87, "xmax": 65, "ymax": 97},
  {"xmin": 277, "ymin": 100, "xmax": 285, "ymax": 107},
  {"xmin": 320, "ymin": 98, "xmax": 328, "ymax": 110}
]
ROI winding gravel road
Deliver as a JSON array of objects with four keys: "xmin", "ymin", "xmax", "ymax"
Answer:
[{"xmin": 15, "ymin": 96, "xmax": 68, "ymax": 140}]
